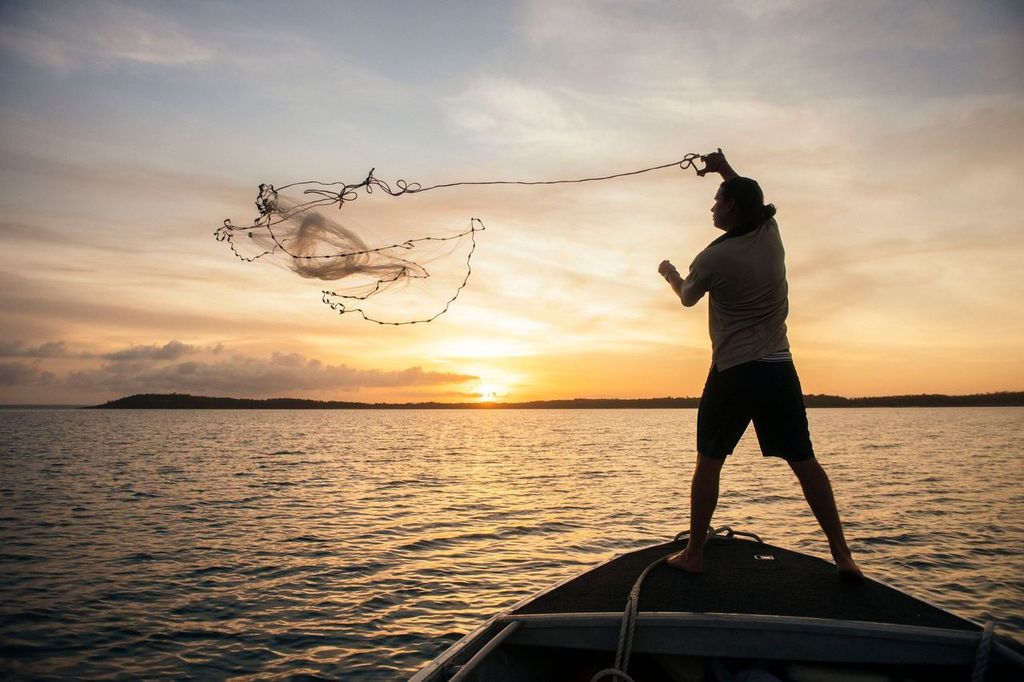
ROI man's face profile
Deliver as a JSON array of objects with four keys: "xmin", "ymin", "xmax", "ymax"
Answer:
[{"xmin": 711, "ymin": 187, "xmax": 734, "ymax": 231}]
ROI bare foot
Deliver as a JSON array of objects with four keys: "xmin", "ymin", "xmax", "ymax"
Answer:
[
  {"xmin": 835, "ymin": 554, "xmax": 863, "ymax": 583},
  {"xmin": 666, "ymin": 549, "xmax": 704, "ymax": 574}
]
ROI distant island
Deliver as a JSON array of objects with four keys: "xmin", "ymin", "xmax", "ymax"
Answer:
[{"xmin": 90, "ymin": 392, "xmax": 1024, "ymax": 409}]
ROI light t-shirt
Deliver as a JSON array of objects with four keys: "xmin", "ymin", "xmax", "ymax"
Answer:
[{"xmin": 677, "ymin": 218, "xmax": 791, "ymax": 370}]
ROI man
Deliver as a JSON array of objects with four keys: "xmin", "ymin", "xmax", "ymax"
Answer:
[{"xmin": 658, "ymin": 149, "xmax": 862, "ymax": 580}]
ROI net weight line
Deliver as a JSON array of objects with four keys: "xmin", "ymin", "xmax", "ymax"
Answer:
[
  {"xmin": 216, "ymin": 153, "xmax": 709, "ymax": 325},
  {"xmin": 319, "ymin": 218, "xmax": 485, "ymax": 326}
]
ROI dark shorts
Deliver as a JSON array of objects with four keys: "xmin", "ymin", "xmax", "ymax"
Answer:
[{"xmin": 697, "ymin": 360, "xmax": 814, "ymax": 462}]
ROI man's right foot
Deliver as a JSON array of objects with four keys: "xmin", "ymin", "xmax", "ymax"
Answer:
[
  {"xmin": 835, "ymin": 554, "xmax": 864, "ymax": 583},
  {"xmin": 666, "ymin": 549, "xmax": 704, "ymax": 574}
]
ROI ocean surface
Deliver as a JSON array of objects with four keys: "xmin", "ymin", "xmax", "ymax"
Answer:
[{"xmin": 1, "ymin": 407, "xmax": 1022, "ymax": 680}]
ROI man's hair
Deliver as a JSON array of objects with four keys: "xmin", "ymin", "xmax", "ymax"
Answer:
[{"xmin": 720, "ymin": 177, "xmax": 776, "ymax": 227}]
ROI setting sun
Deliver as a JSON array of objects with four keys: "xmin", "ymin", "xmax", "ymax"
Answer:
[{"xmin": 475, "ymin": 383, "xmax": 507, "ymax": 402}]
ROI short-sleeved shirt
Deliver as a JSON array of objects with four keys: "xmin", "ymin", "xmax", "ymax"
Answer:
[{"xmin": 677, "ymin": 218, "xmax": 790, "ymax": 370}]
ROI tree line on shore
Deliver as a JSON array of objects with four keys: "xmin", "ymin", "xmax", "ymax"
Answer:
[{"xmin": 91, "ymin": 392, "xmax": 1024, "ymax": 410}]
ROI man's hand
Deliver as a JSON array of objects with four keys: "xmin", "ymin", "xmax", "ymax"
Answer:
[
  {"xmin": 696, "ymin": 148, "xmax": 738, "ymax": 181},
  {"xmin": 697, "ymin": 148, "xmax": 726, "ymax": 176},
  {"xmin": 658, "ymin": 260, "xmax": 678, "ymax": 278}
]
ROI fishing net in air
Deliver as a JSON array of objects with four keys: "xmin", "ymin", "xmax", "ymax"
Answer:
[{"xmin": 215, "ymin": 154, "xmax": 710, "ymax": 325}]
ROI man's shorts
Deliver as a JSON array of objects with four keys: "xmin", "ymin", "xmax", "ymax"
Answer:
[{"xmin": 697, "ymin": 360, "xmax": 814, "ymax": 461}]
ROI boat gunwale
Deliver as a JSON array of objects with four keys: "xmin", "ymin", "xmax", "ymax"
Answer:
[
  {"xmin": 494, "ymin": 611, "xmax": 1000, "ymax": 665},
  {"xmin": 497, "ymin": 610, "xmax": 987, "ymax": 638}
]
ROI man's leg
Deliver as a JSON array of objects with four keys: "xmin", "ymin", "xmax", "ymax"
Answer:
[
  {"xmin": 788, "ymin": 457, "xmax": 862, "ymax": 579},
  {"xmin": 668, "ymin": 452, "xmax": 725, "ymax": 573}
]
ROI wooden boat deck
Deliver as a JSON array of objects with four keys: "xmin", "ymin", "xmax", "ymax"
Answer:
[{"xmin": 512, "ymin": 535, "xmax": 977, "ymax": 631}]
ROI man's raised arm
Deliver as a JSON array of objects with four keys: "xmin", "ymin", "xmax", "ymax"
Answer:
[{"xmin": 655, "ymin": 148, "xmax": 736, "ymax": 306}]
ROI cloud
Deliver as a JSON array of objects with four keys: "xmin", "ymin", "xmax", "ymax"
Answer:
[
  {"xmin": 0, "ymin": 362, "xmax": 54, "ymax": 386},
  {"xmin": 0, "ymin": 1, "xmax": 213, "ymax": 73},
  {"xmin": 100, "ymin": 340, "xmax": 196, "ymax": 362},
  {"xmin": 447, "ymin": 77, "xmax": 594, "ymax": 152},
  {"xmin": 0, "ymin": 340, "xmax": 67, "ymax": 357},
  {"xmin": 0, "ymin": 336, "xmax": 476, "ymax": 397},
  {"xmin": 61, "ymin": 351, "xmax": 476, "ymax": 397},
  {"xmin": 0, "ymin": 148, "xmax": 241, "ymax": 208},
  {"xmin": 517, "ymin": 0, "xmax": 1023, "ymax": 100}
]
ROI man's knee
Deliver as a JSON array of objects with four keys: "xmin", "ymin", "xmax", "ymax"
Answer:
[
  {"xmin": 696, "ymin": 452, "xmax": 726, "ymax": 473},
  {"xmin": 788, "ymin": 456, "xmax": 824, "ymax": 480}
]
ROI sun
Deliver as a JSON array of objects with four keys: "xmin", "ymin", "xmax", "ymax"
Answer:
[{"xmin": 475, "ymin": 383, "xmax": 507, "ymax": 402}]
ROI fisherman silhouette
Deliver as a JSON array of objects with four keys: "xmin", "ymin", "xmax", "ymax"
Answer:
[{"xmin": 659, "ymin": 149, "xmax": 862, "ymax": 580}]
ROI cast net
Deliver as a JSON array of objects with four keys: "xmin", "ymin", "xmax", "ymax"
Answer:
[{"xmin": 215, "ymin": 154, "xmax": 707, "ymax": 324}]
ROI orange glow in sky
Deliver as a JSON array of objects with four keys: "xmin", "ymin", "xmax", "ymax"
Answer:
[{"xmin": 1, "ymin": 2, "xmax": 1022, "ymax": 404}]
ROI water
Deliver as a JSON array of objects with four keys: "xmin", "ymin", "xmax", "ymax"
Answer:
[{"xmin": 1, "ymin": 408, "xmax": 1021, "ymax": 680}]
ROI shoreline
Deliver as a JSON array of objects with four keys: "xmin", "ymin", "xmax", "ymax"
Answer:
[{"xmin": 3, "ymin": 391, "xmax": 1012, "ymax": 410}]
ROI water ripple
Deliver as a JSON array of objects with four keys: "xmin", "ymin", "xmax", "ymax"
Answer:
[{"xmin": 0, "ymin": 407, "xmax": 1021, "ymax": 680}]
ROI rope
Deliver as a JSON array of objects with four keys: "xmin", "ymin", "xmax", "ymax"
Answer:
[
  {"xmin": 590, "ymin": 553, "xmax": 672, "ymax": 682},
  {"xmin": 970, "ymin": 621, "xmax": 994, "ymax": 681},
  {"xmin": 218, "ymin": 154, "xmax": 708, "ymax": 258},
  {"xmin": 274, "ymin": 153, "xmax": 707, "ymax": 202},
  {"xmin": 591, "ymin": 528, "xmax": 731, "ymax": 681}
]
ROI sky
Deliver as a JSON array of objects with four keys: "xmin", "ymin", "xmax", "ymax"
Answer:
[{"xmin": 1, "ymin": 0, "xmax": 1022, "ymax": 405}]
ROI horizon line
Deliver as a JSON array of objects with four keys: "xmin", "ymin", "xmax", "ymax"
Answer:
[{"xmin": 4, "ymin": 389, "xmax": 1022, "ymax": 409}]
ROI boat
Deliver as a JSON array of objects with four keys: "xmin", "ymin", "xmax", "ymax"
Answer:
[{"xmin": 411, "ymin": 527, "xmax": 1024, "ymax": 681}]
